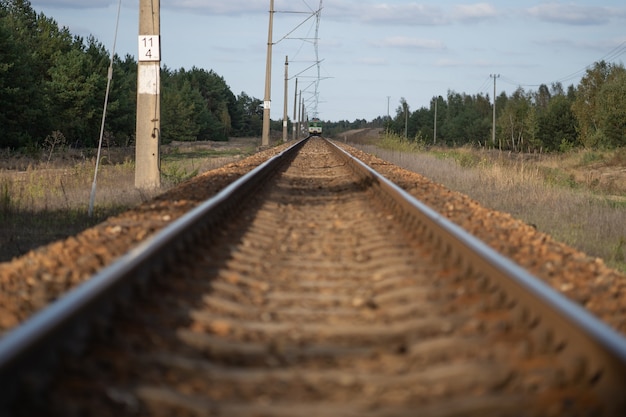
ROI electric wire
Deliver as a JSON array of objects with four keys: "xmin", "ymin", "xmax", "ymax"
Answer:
[
  {"xmin": 475, "ymin": 75, "xmax": 492, "ymax": 96},
  {"xmin": 88, "ymin": 0, "xmax": 122, "ymax": 217},
  {"xmin": 499, "ymin": 39, "xmax": 626, "ymax": 89},
  {"xmin": 274, "ymin": 0, "xmax": 324, "ymax": 121}
]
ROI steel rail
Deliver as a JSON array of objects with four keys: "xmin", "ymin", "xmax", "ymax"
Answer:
[
  {"xmin": 327, "ymin": 138, "xmax": 626, "ymax": 411},
  {"xmin": 0, "ymin": 137, "xmax": 308, "ymax": 406},
  {"xmin": 1, "ymin": 135, "xmax": 626, "ymax": 412}
]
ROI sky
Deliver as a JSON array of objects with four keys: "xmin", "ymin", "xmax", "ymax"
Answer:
[{"xmin": 29, "ymin": 0, "xmax": 626, "ymax": 122}]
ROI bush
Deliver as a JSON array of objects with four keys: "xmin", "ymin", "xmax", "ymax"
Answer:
[{"xmin": 558, "ymin": 139, "xmax": 575, "ymax": 153}]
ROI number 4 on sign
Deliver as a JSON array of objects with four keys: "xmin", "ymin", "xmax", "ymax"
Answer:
[{"xmin": 138, "ymin": 35, "xmax": 160, "ymax": 62}]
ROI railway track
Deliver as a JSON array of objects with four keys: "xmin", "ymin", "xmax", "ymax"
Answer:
[{"xmin": 2, "ymin": 136, "xmax": 626, "ymax": 416}]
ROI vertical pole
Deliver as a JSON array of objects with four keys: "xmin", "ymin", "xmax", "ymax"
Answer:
[
  {"xmin": 283, "ymin": 56, "xmax": 288, "ymax": 143},
  {"xmin": 404, "ymin": 103, "xmax": 408, "ymax": 138},
  {"xmin": 261, "ymin": 0, "xmax": 274, "ymax": 147},
  {"xmin": 297, "ymin": 90, "xmax": 302, "ymax": 138},
  {"xmin": 433, "ymin": 96, "xmax": 437, "ymax": 145},
  {"xmin": 301, "ymin": 96, "xmax": 306, "ymax": 135},
  {"xmin": 491, "ymin": 73, "xmax": 500, "ymax": 147},
  {"xmin": 135, "ymin": 0, "xmax": 161, "ymax": 189},
  {"xmin": 292, "ymin": 78, "xmax": 298, "ymax": 141}
]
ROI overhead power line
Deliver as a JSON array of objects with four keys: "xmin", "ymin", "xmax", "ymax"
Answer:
[
  {"xmin": 500, "ymin": 39, "xmax": 626, "ymax": 88},
  {"xmin": 311, "ymin": 0, "xmax": 323, "ymax": 118},
  {"xmin": 279, "ymin": 1, "xmax": 324, "ymax": 119}
]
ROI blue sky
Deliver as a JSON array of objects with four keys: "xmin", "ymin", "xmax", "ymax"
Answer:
[{"xmin": 29, "ymin": 1, "xmax": 626, "ymax": 122}]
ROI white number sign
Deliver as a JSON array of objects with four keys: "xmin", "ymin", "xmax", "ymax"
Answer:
[{"xmin": 138, "ymin": 36, "xmax": 161, "ymax": 62}]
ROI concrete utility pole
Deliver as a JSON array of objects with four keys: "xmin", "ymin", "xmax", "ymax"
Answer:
[
  {"xmin": 283, "ymin": 56, "xmax": 288, "ymax": 143},
  {"xmin": 135, "ymin": 0, "xmax": 161, "ymax": 189},
  {"xmin": 404, "ymin": 102, "xmax": 408, "ymax": 138},
  {"xmin": 491, "ymin": 74, "xmax": 500, "ymax": 146},
  {"xmin": 433, "ymin": 96, "xmax": 437, "ymax": 145},
  {"xmin": 292, "ymin": 78, "xmax": 298, "ymax": 141},
  {"xmin": 262, "ymin": 0, "xmax": 274, "ymax": 147},
  {"xmin": 297, "ymin": 89, "xmax": 302, "ymax": 137}
]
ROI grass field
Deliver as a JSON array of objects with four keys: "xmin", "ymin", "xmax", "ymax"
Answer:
[
  {"xmin": 2, "ymin": 134, "xmax": 625, "ymax": 274},
  {"xmin": 0, "ymin": 139, "xmax": 259, "ymax": 263},
  {"xmin": 352, "ymin": 132, "xmax": 626, "ymax": 273}
]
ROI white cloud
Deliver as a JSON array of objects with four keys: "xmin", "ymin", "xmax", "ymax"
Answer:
[
  {"xmin": 163, "ymin": 0, "xmax": 267, "ymax": 15},
  {"xmin": 162, "ymin": 0, "xmax": 332, "ymax": 16},
  {"xmin": 29, "ymin": 0, "xmax": 284, "ymax": 15},
  {"xmin": 31, "ymin": 0, "xmax": 112, "ymax": 8},
  {"xmin": 30, "ymin": 0, "xmax": 322, "ymax": 16},
  {"xmin": 360, "ymin": 3, "xmax": 446, "ymax": 25},
  {"xmin": 526, "ymin": 3, "xmax": 612, "ymax": 25},
  {"xmin": 321, "ymin": 1, "xmax": 447, "ymax": 26},
  {"xmin": 453, "ymin": 3, "xmax": 499, "ymax": 22}
]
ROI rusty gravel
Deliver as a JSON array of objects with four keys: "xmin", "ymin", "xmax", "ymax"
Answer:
[
  {"xmin": 10, "ymin": 137, "xmax": 617, "ymax": 416},
  {"xmin": 338, "ymin": 144, "xmax": 626, "ymax": 335},
  {"xmin": 0, "ymin": 139, "xmax": 625, "ymax": 340}
]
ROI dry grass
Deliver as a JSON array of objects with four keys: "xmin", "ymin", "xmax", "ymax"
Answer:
[
  {"xmin": 355, "ymin": 137, "xmax": 626, "ymax": 273},
  {"xmin": 0, "ymin": 139, "xmax": 259, "ymax": 263}
]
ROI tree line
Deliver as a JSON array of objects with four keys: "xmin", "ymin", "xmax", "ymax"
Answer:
[
  {"xmin": 3, "ymin": 0, "xmax": 624, "ymax": 153},
  {"xmin": 0, "ymin": 0, "xmax": 268, "ymax": 151},
  {"xmin": 386, "ymin": 60, "xmax": 626, "ymax": 151}
]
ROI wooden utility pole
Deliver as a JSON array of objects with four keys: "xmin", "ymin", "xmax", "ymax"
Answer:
[
  {"xmin": 262, "ymin": 0, "xmax": 274, "ymax": 147},
  {"xmin": 491, "ymin": 74, "xmax": 500, "ymax": 147},
  {"xmin": 283, "ymin": 56, "xmax": 288, "ymax": 143},
  {"xmin": 135, "ymin": 0, "xmax": 161, "ymax": 189}
]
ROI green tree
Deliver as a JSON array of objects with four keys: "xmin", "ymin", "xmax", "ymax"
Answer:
[
  {"xmin": 440, "ymin": 91, "xmax": 464, "ymax": 145},
  {"xmin": 534, "ymin": 84, "xmax": 551, "ymax": 110},
  {"xmin": 45, "ymin": 44, "xmax": 106, "ymax": 146},
  {"xmin": 497, "ymin": 88, "xmax": 533, "ymax": 151},
  {"xmin": 0, "ymin": 10, "xmax": 27, "ymax": 147},
  {"xmin": 234, "ymin": 92, "xmax": 262, "ymax": 136},
  {"xmin": 596, "ymin": 67, "xmax": 626, "ymax": 148},
  {"xmin": 537, "ymin": 94, "xmax": 577, "ymax": 151},
  {"xmin": 161, "ymin": 80, "xmax": 198, "ymax": 143},
  {"xmin": 106, "ymin": 54, "xmax": 137, "ymax": 146},
  {"xmin": 389, "ymin": 97, "xmax": 409, "ymax": 137},
  {"xmin": 572, "ymin": 61, "xmax": 613, "ymax": 148},
  {"xmin": 1, "ymin": 0, "xmax": 47, "ymax": 146},
  {"xmin": 413, "ymin": 106, "xmax": 434, "ymax": 143},
  {"xmin": 1, "ymin": 0, "xmax": 86, "ymax": 146},
  {"xmin": 161, "ymin": 69, "xmax": 215, "ymax": 143},
  {"xmin": 178, "ymin": 67, "xmax": 237, "ymax": 140},
  {"xmin": 461, "ymin": 93, "xmax": 491, "ymax": 146}
]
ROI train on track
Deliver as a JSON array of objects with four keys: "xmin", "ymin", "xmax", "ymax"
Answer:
[{"xmin": 308, "ymin": 117, "xmax": 323, "ymax": 136}]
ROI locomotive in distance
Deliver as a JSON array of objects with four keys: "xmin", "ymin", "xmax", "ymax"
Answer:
[{"xmin": 308, "ymin": 118, "xmax": 323, "ymax": 136}]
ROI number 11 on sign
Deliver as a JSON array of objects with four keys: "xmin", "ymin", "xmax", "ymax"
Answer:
[{"xmin": 138, "ymin": 36, "xmax": 160, "ymax": 62}]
